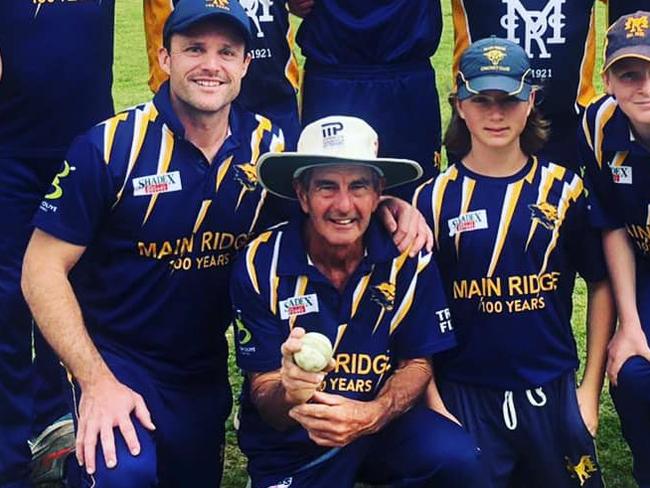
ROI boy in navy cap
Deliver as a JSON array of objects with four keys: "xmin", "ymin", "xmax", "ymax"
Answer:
[
  {"xmin": 580, "ymin": 10, "xmax": 650, "ymax": 487},
  {"xmin": 415, "ymin": 37, "xmax": 613, "ymax": 488}
]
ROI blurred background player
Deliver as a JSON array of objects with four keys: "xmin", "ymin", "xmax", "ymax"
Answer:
[
  {"xmin": 579, "ymin": 11, "xmax": 650, "ymax": 487},
  {"xmin": 0, "ymin": 2, "xmax": 115, "ymax": 486},
  {"xmin": 232, "ymin": 116, "xmax": 483, "ymax": 488},
  {"xmin": 451, "ymin": 0, "xmax": 597, "ymax": 171},
  {"xmin": 414, "ymin": 37, "xmax": 614, "ymax": 487},
  {"xmin": 603, "ymin": 0, "xmax": 650, "ymax": 24},
  {"xmin": 144, "ymin": 0, "xmax": 301, "ymax": 148},
  {"xmin": 289, "ymin": 0, "xmax": 444, "ymax": 200}
]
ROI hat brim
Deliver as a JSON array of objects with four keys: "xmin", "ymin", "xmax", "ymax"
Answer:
[
  {"xmin": 603, "ymin": 46, "xmax": 650, "ymax": 73},
  {"xmin": 256, "ymin": 153, "xmax": 424, "ymax": 200},
  {"xmin": 163, "ymin": 11, "xmax": 252, "ymax": 46},
  {"xmin": 457, "ymin": 74, "xmax": 532, "ymax": 101}
]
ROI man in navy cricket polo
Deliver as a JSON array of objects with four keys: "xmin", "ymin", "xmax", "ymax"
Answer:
[
  {"xmin": 231, "ymin": 116, "xmax": 484, "ymax": 488},
  {"xmin": 21, "ymin": 0, "xmax": 285, "ymax": 486}
]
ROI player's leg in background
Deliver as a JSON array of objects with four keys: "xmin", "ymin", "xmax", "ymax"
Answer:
[
  {"xmin": 0, "ymin": 156, "xmax": 65, "ymax": 488},
  {"xmin": 610, "ymin": 270, "xmax": 650, "ymax": 488}
]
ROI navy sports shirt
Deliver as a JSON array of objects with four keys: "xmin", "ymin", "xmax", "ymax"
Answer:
[
  {"xmin": 415, "ymin": 157, "xmax": 607, "ymax": 389},
  {"xmin": 0, "ymin": 0, "xmax": 114, "ymax": 158},
  {"xmin": 231, "ymin": 218, "xmax": 455, "ymax": 476},
  {"xmin": 452, "ymin": 0, "xmax": 596, "ymax": 124},
  {"xmin": 580, "ymin": 95, "xmax": 650, "ymax": 270},
  {"xmin": 605, "ymin": 0, "xmax": 650, "ymax": 24},
  {"xmin": 295, "ymin": 0, "xmax": 442, "ymax": 65},
  {"xmin": 33, "ymin": 82, "xmax": 286, "ymax": 383}
]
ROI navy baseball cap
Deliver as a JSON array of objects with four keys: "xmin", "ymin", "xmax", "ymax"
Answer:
[
  {"xmin": 603, "ymin": 11, "xmax": 650, "ymax": 73},
  {"xmin": 163, "ymin": 0, "xmax": 252, "ymax": 47},
  {"xmin": 456, "ymin": 37, "xmax": 533, "ymax": 101}
]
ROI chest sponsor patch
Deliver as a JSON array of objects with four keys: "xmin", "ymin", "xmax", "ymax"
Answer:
[
  {"xmin": 610, "ymin": 165, "xmax": 632, "ymax": 185},
  {"xmin": 448, "ymin": 209, "xmax": 488, "ymax": 237},
  {"xmin": 279, "ymin": 294, "xmax": 319, "ymax": 320},
  {"xmin": 132, "ymin": 171, "xmax": 182, "ymax": 196}
]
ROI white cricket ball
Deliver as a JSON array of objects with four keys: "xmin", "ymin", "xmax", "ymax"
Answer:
[{"xmin": 293, "ymin": 332, "xmax": 333, "ymax": 372}]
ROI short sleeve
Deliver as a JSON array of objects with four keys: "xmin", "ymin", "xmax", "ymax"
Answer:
[
  {"xmin": 33, "ymin": 134, "xmax": 115, "ymax": 245},
  {"xmin": 230, "ymin": 253, "xmax": 288, "ymax": 373},
  {"xmin": 391, "ymin": 253, "xmax": 457, "ymax": 359}
]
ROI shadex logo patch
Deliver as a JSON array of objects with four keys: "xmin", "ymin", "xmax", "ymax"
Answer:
[
  {"xmin": 610, "ymin": 165, "xmax": 633, "ymax": 185},
  {"xmin": 132, "ymin": 171, "xmax": 182, "ymax": 196},
  {"xmin": 447, "ymin": 209, "xmax": 488, "ymax": 237},
  {"xmin": 279, "ymin": 294, "xmax": 319, "ymax": 320}
]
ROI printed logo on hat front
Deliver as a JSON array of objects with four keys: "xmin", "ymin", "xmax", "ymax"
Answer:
[
  {"xmin": 448, "ymin": 209, "xmax": 488, "ymax": 237},
  {"xmin": 280, "ymin": 294, "xmax": 319, "ymax": 320},
  {"xmin": 484, "ymin": 47, "xmax": 507, "ymax": 68},
  {"xmin": 610, "ymin": 165, "xmax": 633, "ymax": 184},
  {"xmin": 206, "ymin": 0, "xmax": 229, "ymax": 10},
  {"xmin": 500, "ymin": 0, "xmax": 565, "ymax": 59},
  {"xmin": 133, "ymin": 171, "xmax": 182, "ymax": 196},
  {"xmin": 625, "ymin": 16, "xmax": 649, "ymax": 38},
  {"xmin": 321, "ymin": 122, "xmax": 345, "ymax": 148}
]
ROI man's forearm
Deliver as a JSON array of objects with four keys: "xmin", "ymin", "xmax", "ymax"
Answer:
[
  {"xmin": 249, "ymin": 371, "xmax": 300, "ymax": 431},
  {"xmin": 367, "ymin": 357, "xmax": 432, "ymax": 433},
  {"xmin": 603, "ymin": 228, "xmax": 639, "ymax": 326}
]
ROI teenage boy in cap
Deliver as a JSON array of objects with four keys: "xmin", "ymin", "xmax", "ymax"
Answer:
[
  {"xmin": 21, "ymin": 1, "xmax": 431, "ymax": 485},
  {"xmin": 415, "ymin": 37, "xmax": 613, "ymax": 487},
  {"xmin": 579, "ymin": 11, "xmax": 650, "ymax": 487},
  {"xmin": 231, "ymin": 116, "xmax": 484, "ymax": 488},
  {"xmin": 450, "ymin": 0, "xmax": 597, "ymax": 172}
]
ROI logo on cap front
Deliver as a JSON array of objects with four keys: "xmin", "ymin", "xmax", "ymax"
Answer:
[
  {"xmin": 625, "ymin": 15, "xmax": 649, "ymax": 38},
  {"xmin": 481, "ymin": 46, "xmax": 510, "ymax": 72},
  {"xmin": 321, "ymin": 122, "xmax": 345, "ymax": 148},
  {"xmin": 206, "ymin": 0, "xmax": 230, "ymax": 9}
]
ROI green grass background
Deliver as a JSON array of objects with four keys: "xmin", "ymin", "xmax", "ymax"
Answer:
[{"xmin": 112, "ymin": 1, "xmax": 634, "ymax": 486}]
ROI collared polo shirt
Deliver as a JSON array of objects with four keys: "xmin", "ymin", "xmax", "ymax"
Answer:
[
  {"xmin": 580, "ymin": 94, "xmax": 650, "ymax": 271},
  {"xmin": 415, "ymin": 156, "xmax": 607, "ymax": 389},
  {"xmin": 231, "ymin": 217, "xmax": 455, "ymax": 476},
  {"xmin": 33, "ymin": 82, "xmax": 286, "ymax": 383}
]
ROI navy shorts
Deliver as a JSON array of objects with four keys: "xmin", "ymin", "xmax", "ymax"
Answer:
[
  {"xmin": 301, "ymin": 61, "xmax": 441, "ymax": 201},
  {"xmin": 249, "ymin": 404, "xmax": 485, "ymax": 488},
  {"xmin": 65, "ymin": 349, "xmax": 232, "ymax": 488},
  {"xmin": 439, "ymin": 372, "xmax": 602, "ymax": 488}
]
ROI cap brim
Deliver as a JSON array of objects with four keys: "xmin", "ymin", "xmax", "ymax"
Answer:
[
  {"xmin": 164, "ymin": 11, "xmax": 252, "ymax": 46},
  {"xmin": 457, "ymin": 74, "xmax": 532, "ymax": 101},
  {"xmin": 603, "ymin": 46, "xmax": 650, "ymax": 73},
  {"xmin": 256, "ymin": 153, "xmax": 424, "ymax": 200}
]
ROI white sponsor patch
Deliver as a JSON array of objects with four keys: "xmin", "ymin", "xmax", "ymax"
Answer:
[
  {"xmin": 610, "ymin": 165, "xmax": 633, "ymax": 185},
  {"xmin": 448, "ymin": 209, "xmax": 488, "ymax": 237},
  {"xmin": 279, "ymin": 294, "xmax": 319, "ymax": 320},
  {"xmin": 132, "ymin": 171, "xmax": 182, "ymax": 196}
]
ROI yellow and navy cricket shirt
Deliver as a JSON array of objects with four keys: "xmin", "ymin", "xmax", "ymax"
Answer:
[
  {"xmin": 231, "ymin": 217, "xmax": 455, "ymax": 476},
  {"xmin": 451, "ymin": 1, "xmax": 596, "ymax": 130},
  {"xmin": 33, "ymin": 81, "xmax": 287, "ymax": 383},
  {"xmin": 580, "ymin": 95, "xmax": 650, "ymax": 269},
  {"xmin": 0, "ymin": 0, "xmax": 114, "ymax": 158},
  {"xmin": 414, "ymin": 157, "xmax": 606, "ymax": 389}
]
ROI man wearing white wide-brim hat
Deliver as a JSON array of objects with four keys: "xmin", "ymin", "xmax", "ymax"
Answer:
[{"xmin": 231, "ymin": 115, "xmax": 485, "ymax": 488}]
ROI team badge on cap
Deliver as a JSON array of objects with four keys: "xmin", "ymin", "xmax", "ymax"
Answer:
[
  {"xmin": 625, "ymin": 15, "xmax": 649, "ymax": 38},
  {"xmin": 483, "ymin": 47, "xmax": 508, "ymax": 70},
  {"xmin": 206, "ymin": 0, "xmax": 230, "ymax": 9}
]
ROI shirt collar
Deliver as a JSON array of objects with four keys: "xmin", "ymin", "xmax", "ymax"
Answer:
[
  {"xmin": 602, "ymin": 100, "xmax": 650, "ymax": 156},
  {"xmin": 276, "ymin": 215, "xmax": 400, "ymax": 278}
]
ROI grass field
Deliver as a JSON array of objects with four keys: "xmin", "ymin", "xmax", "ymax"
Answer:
[{"xmin": 112, "ymin": 2, "xmax": 635, "ymax": 486}]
